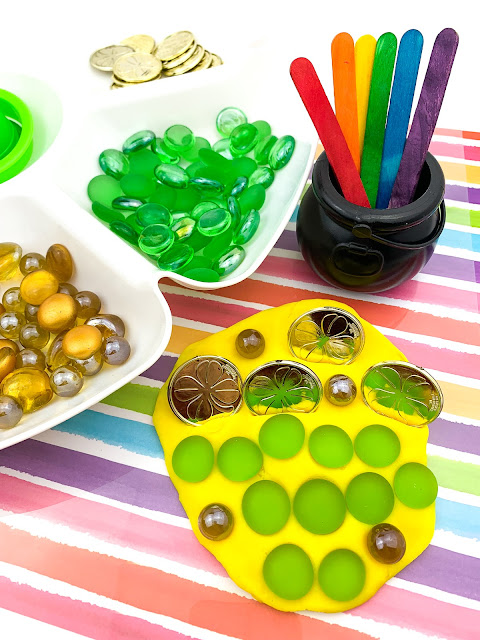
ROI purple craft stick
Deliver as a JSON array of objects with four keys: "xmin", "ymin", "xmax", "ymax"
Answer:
[{"xmin": 389, "ymin": 28, "xmax": 459, "ymax": 208}]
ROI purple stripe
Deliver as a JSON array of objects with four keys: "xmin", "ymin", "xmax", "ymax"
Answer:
[
  {"xmin": 143, "ymin": 353, "xmax": 177, "ymax": 382},
  {"xmin": 445, "ymin": 184, "xmax": 480, "ymax": 206},
  {"xmin": 429, "ymin": 417, "xmax": 480, "ymax": 456},
  {"xmin": 399, "ymin": 545, "xmax": 480, "ymax": 601},
  {"xmin": 0, "ymin": 439, "xmax": 186, "ymax": 518}
]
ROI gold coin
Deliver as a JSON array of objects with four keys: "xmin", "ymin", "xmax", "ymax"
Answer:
[
  {"xmin": 90, "ymin": 45, "xmax": 135, "ymax": 71},
  {"xmin": 210, "ymin": 53, "xmax": 223, "ymax": 67},
  {"xmin": 120, "ymin": 34, "xmax": 156, "ymax": 53},
  {"xmin": 161, "ymin": 42, "xmax": 196, "ymax": 69},
  {"xmin": 155, "ymin": 30, "xmax": 195, "ymax": 61},
  {"xmin": 190, "ymin": 50, "xmax": 213, "ymax": 72},
  {"xmin": 110, "ymin": 82, "xmax": 123, "ymax": 90},
  {"xmin": 163, "ymin": 45, "xmax": 204, "ymax": 76},
  {"xmin": 113, "ymin": 52, "xmax": 162, "ymax": 83}
]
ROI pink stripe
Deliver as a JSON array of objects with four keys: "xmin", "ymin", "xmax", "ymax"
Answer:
[
  {"xmin": 0, "ymin": 574, "xmax": 190, "ymax": 640},
  {"xmin": 3, "ymin": 473, "xmax": 480, "ymax": 640},
  {"xmin": 259, "ymin": 256, "xmax": 480, "ymax": 313},
  {"xmin": 429, "ymin": 141, "xmax": 480, "ymax": 162}
]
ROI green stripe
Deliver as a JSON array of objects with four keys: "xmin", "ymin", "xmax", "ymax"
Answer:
[
  {"xmin": 102, "ymin": 383, "xmax": 159, "ymax": 415},
  {"xmin": 446, "ymin": 206, "xmax": 480, "ymax": 229},
  {"xmin": 427, "ymin": 455, "xmax": 480, "ymax": 496}
]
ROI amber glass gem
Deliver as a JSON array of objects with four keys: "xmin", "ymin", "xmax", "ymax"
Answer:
[
  {"xmin": 46, "ymin": 244, "xmax": 74, "ymax": 281},
  {"xmin": 20, "ymin": 270, "xmax": 59, "ymax": 305},
  {"xmin": 325, "ymin": 374, "xmax": 357, "ymax": 406},
  {"xmin": 235, "ymin": 328, "xmax": 265, "ymax": 359},
  {"xmin": 367, "ymin": 523, "xmax": 406, "ymax": 564},
  {"xmin": 75, "ymin": 291, "xmax": 102, "ymax": 320},
  {"xmin": 198, "ymin": 503, "xmax": 233, "ymax": 540}
]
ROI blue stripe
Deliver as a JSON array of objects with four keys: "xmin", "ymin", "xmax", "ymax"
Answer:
[
  {"xmin": 436, "ymin": 497, "xmax": 480, "ymax": 539},
  {"xmin": 53, "ymin": 410, "xmax": 165, "ymax": 459}
]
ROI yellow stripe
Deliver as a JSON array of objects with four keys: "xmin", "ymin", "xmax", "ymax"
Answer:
[{"xmin": 439, "ymin": 160, "xmax": 480, "ymax": 185}]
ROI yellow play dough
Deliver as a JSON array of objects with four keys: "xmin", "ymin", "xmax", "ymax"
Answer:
[{"xmin": 153, "ymin": 299, "xmax": 436, "ymax": 613}]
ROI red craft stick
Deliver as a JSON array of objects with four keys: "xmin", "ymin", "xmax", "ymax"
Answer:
[{"xmin": 290, "ymin": 57, "xmax": 370, "ymax": 207}]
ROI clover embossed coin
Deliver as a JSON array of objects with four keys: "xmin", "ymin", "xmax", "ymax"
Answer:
[
  {"xmin": 113, "ymin": 52, "xmax": 162, "ymax": 83},
  {"xmin": 90, "ymin": 45, "xmax": 135, "ymax": 71}
]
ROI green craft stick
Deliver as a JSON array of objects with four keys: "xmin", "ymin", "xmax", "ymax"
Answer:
[{"xmin": 360, "ymin": 33, "xmax": 397, "ymax": 207}]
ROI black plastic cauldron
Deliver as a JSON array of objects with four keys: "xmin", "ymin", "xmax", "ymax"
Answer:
[{"xmin": 296, "ymin": 151, "xmax": 446, "ymax": 293}]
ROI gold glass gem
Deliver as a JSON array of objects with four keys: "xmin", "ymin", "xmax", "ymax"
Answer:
[
  {"xmin": 0, "ymin": 339, "xmax": 19, "ymax": 354},
  {"xmin": 198, "ymin": 504, "xmax": 234, "ymax": 541},
  {"xmin": 46, "ymin": 244, "xmax": 74, "ymax": 282},
  {"xmin": 235, "ymin": 329, "xmax": 265, "ymax": 359},
  {"xmin": 62, "ymin": 325, "xmax": 103, "ymax": 360},
  {"xmin": 0, "ymin": 312, "xmax": 25, "ymax": 339},
  {"xmin": 2, "ymin": 287, "xmax": 25, "ymax": 313},
  {"xmin": 288, "ymin": 307, "xmax": 365, "ymax": 365},
  {"xmin": 89, "ymin": 45, "xmax": 135, "ymax": 71},
  {"xmin": 85, "ymin": 314, "xmax": 125, "ymax": 337},
  {"xmin": 69, "ymin": 351, "xmax": 103, "ymax": 377},
  {"xmin": 191, "ymin": 50, "xmax": 213, "ymax": 72},
  {"xmin": 163, "ymin": 45, "xmax": 204, "ymax": 76},
  {"xmin": 19, "ymin": 252, "xmax": 46, "ymax": 275},
  {"xmin": 19, "ymin": 322, "xmax": 49, "ymax": 349},
  {"xmin": 20, "ymin": 269, "xmax": 59, "ymax": 305},
  {"xmin": 58, "ymin": 282, "xmax": 78, "ymax": 297},
  {"xmin": 367, "ymin": 523, "xmax": 406, "ymax": 564},
  {"xmin": 120, "ymin": 34, "xmax": 155, "ymax": 53},
  {"xmin": 161, "ymin": 42, "xmax": 196, "ymax": 69},
  {"xmin": 46, "ymin": 331, "xmax": 70, "ymax": 371},
  {"xmin": 325, "ymin": 374, "xmax": 357, "ymax": 406},
  {"xmin": 168, "ymin": 356, "xmax": 242, "ymax": 425},
  {"xmin": 0, "ymin": 243, "xmax": 22, "ymax": 280},
  {"xmin": 0, "ymin": 347, "xmax": 16, "ymax": 382},
  {"xmin": 210, "ymin": 53, "xmax": 223, "ymax": 67},
  {"xmin": 361, "ymin": 361, "xmax": 443, "ymax": 427},
  {"xmin": 244, "ymin": 361, "xmax": 322, "ymax": 416},
  {"xmin": 155, "ymin": 31, "xmax": 195, "ymax": 61},
  {"xmin": 75, "ymin": 291, "xmax": 101, "ymax": 320},
  {"xmin": 113, "ymin": 52, "xmax": 162, "ymax": 83},
  {"xmin": 16, "ymin": 347, "xmax": 46, "ymax": 370},
  {"xmin": 2, "ymin": 368, "xmax": 53, "ymax": 413},
  {"xmin": 37, "ymin": 293, "xmax": 77, "ymax": 332}
]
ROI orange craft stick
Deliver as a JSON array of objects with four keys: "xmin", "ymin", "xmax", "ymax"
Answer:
[{"xmin": 331, "ymin": 32, "xmax": 360, "ymax": 171}]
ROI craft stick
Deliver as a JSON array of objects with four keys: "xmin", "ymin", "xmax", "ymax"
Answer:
[
  {"xmin": 376, "ymin": 30, "xmax": 424, "ymax": 209},
  {"xmin": 355, "ymin": 34, "xmax": 376, "ymax": 160},
  {"xmin": 290, "ymin": 57, "xmax": 370, "ymax": 207},
  {"xmin": 332, "ymin": 32, "xmax": 360, "ymax": 171},
  {"xmin": 389, "ymin": 28, "xmax": 459, "ymax": 208},
  {"xmin": 360, "ymin": 32, "xmax": 397, "ymax": 207}
]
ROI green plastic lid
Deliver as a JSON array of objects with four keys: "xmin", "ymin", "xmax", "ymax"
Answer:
[{"xmin": 0, "ymin": 89, "xmax": 34, "ymax": 183}]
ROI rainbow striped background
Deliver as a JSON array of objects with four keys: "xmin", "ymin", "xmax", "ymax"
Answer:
[{"xmin": 0, "ymin": 129, "xmax": 479, "ymax": 640}]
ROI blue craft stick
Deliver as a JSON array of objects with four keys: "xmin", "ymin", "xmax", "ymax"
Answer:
[{"xmin": 376, "ymin": 29, "xmax": 423, "ymax": 209}]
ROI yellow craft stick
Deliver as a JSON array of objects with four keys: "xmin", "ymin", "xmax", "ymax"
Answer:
[{"xmin": 355, "ymin": 35, "xmax": 376, "ymax": 159}]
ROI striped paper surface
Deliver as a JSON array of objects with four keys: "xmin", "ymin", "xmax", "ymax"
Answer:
[{"xmin": 0, "ymin": 130, "xmax": 479, "ymax": 640}]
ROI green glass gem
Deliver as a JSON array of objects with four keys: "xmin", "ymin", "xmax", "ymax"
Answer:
[
  {"xmin": 91, "ymin": 202, "xmax": 124, "ymax": 224},
  {"xmin": 255, "ymin": 135, "xmax": 278, "ymax": 165},
  {"xmin": 189, "ymin": 177, "xmax": 224, "ymax": 193},
  {"xmin": 346, "ymin": 472, "xmax": 394, "ymax": 524},
  {"xmin": 151, "ymin": 137, "xmax": 180, "ymax": 164},
  {"xmin": 318, "ymin": 549, "xmax": 366, "ymax": 602},
  {"xmin": 249, "ymin": 166, "xmax": 274, "ymax": 189},
  {"xmin": 171, "ymin": 211, "xmax": 189, "ymax": 224},
  {"xmin": 213, "ymin": 245, "xmax": 245, "ymax": 277},
  {"xmin": 227, "ymin": 196, "xmax": 241, "ymax": 227},
  {"xmin": 293, "ymin": 479, "xmax": 346, "ymax": 534},
  {"xmin": 125, "ymin": 213, "xmax": 144, "ymax": 234},
  {"xmin": 394, "ymin": 462, "xmax": 438, "ymax": 509},
  {"xmin": 211, "ymin": 138, "xmax": 232, "ymax": 158},
  {"xmin": 258, "ymin": 414, "xmax": 305, "ymax": 459},
  {"xmin": 238, "ymin": 185, "xmax": 266, "ymax": 215},
  {"xmin": 198, "ymin": 208, "xmax": 231, "ymax": 237},
  {"xmin": 230, "ymin": 176, "xmax": 248, "ymax": 197},
  {"xmin": 123, "ymin": 129, "xmax": 155, "ymax": 154},
  {"xmin": 172, "ymin": 435, "xmax": 214, "ymax": 483},
  {"xmin": 180, "ymin": 256, "xmax": 212, "ymax": 271},
  {"xmin": 109, "ymin": 220, "xmax": 139, "ymax": 245},
  {"xmin": 99, "ymin": 149, "xmax": 129, "ymax": 179},
  {"xmin": 112, "ymin": 196, "xmax": 143, "ymax": 211},
  {"xmin": 216, "ymin": 107, "xmax": 247, "ymax": 137},
  {"xmin": 120, "ymin": 173, "xmax": 156, "ymax": 199},
  {"xmin": 242, "ymin": 480, "xmax": 290, "ymax": 535},
  {"xmin": 263, "ymin": 544, "xmax": 314, "ymax": 600},
  {"xmin": 173, "ymin": 186, "xmax": 201, "ymax": 211},
  {"xmin": 309, "ymin": 425, "xmax": 353, "ymax": 468},
  {"xmin": 269, "ymin": 135, "xmax": 296, "ymax": 170},
  {"xmin": 181, "ymin": 136, "xmax": 211, "ymax": 162},
  {"xmin": 172, "ymin": 216, "xmax": 196, "ymax": 241},
  {"xmin": 87, "ymin": 175, "xmax": 123, "ymax": 207},
  {"xmin": 128, "ymin": 148, "xmax": 161, "ymax": 177},
  {"xmin": 354, "ymin": 424, "xmax": 400, "ymax": 468},
  {"xmin": 182, "ymin": 268, "xmax": 220, "ymax": 282},
  {"xmin": 185, "ymin": 231, "xmax": 211, "ymax": 252},
  {"xmin": 252, "ymin": 120, "xmax": 272, "ymax": 140},
  {"xmin": 217, "ymin": 437, "xmax": 263, "ymax": 482},
  {"xmin": 148, "ymin": 184, "xmax": 177, "ymax": 209},
  {"xmin": 230, "ymin": 123, "xmax": 259, "ymax": 157},
  {"xmin": 230, "ymin": 156, "xmax": 257, "ymax": 178},
  {"xmin": 157, "ymin": 243, "xmax": 194, "ymax": 272},
  {"xmin": 191, "ymin": 201, "xmax": 218, "ymax": 221},
  {"xmin": 186, "ymin": 160, "xmax": 206, "ymax": 178},
  {"xmin": 136, "ymin": 203, "xmax": 171, "ymax": 227},
  {"xmin": 138, "ymin": 224, "xmax": 174, "ymax": 255},
  {"xmin": 163, "ymin": 124, "xmax": 195, "ymax": 153},
  {"xmin": 199, "ymin": 148, "xmax": 231, "ymax": 172},
  {"xmin": 203, "ymin": 228, "xmax": 234, "ymax": 260},
  {"xmin": 233, "ymin": 209, "xmax": 260, "ymax": 245},
  {"xmin": 154, "ymin": 163, "xmax": 188, "ymax": 189}
]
